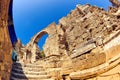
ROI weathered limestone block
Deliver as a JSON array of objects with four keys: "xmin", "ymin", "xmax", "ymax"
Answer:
[
  {"xmin": 44, "ymin": 22, "xmax": 57, "ymax": 36},
  {"xmin": 69, "ymin": 8, "xmax": 82, "ymax": 18},
  {"xmin": 59, "ymin": 17, "xmax": 68, "ymax": 27},
  {"xmin": 77, "ymin": 4, "xmax": 90, "ymax": 13},
  {"xmin": 44, "ymin": 55, "xmax": 60, "ymax": 68},
  {"xmin": 72, "ymin": 52, "xmax": 106, "ymax": 71},
  {"xmin": 82, "ymin": 32, "xmax": 89, "ymax": 39},
  {"xmin": 56, "ymin": 24, "xmax": 64, "ymax": 36},
  {"xmin": 60, "ymin": 54, "xmax": 74, "ymax": 75},
  {"xmin": 70, "ymin": 42, "xmax": 96, "ymax": 59},
  {"xmin": 110, "ymin": 0, "xmax": 120, "ymax": 7},
  {"xmin": 114, "ymin": 9, "xmax": 120, "ymax": 16},
  {"xmin": 104, "ymin": 44, "xmax": 120, "ymax": 61},
  {"xmin": 80, "ymin": 12, "xmax": 93, "ymax": 21},
  {"xmin": 103, "ymin": 30, "xmax": 120, "ymax": 50},
  {"xmin": 43, "ymin": 34, "xmax": 60, "ymax": 56}
]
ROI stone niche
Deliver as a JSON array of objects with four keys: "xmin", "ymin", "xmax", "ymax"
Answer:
[{"xmin": 0, "ymin": 0, "xmax": 12, "ymax": 80}]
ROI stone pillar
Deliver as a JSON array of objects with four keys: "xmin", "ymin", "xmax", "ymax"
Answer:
[
  {"xmin": 31, "ymin": 44, "xmax": 37, "ymax": 63},
  {"xmin": 23, "ymin": 52, "xmax": 27, "ymax": 63}
]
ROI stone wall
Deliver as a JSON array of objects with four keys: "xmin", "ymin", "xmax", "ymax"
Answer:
[
  {"xmin": 58, "ymin": 2, "xmax": 120, "ymax": 71},
  {"xmin": 87, "ymin": 63, "xmax": 120, "ymax": 80},
  {"xmin": 59, "ymin": 4, "xmax": 120, "ymax": 56},
  {"xmin": 43, "ymin": 23, "xmax": 60, "ymax": 56},
  {"xmin": 0, "ymin": 0, "xmax": 12, "ymax": 80}
]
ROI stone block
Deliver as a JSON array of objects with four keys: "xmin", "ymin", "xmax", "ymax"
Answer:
[
  {"xmin": 0, "ymin": 65, "xmax": 4, "ymax": 71},
  {"xmin": 82, "ymin": 32, "xmax": 89, "ymax": 39},
  {"xmin": 70, "ymin": 43, "xmax": 96, "ymax": 59},
  {"xmin": 72, "ymin": 52, "xmax": 106, "ymax": 71}
]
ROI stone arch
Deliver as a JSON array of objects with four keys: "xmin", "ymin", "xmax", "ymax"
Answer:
[
  {"xmin": 30, "ymin": 22, "xmax": 57, "ymax": 45},
  {"xmin": 31, "ymin": 30, "xmax": 49, "ymax": 58},
  {"xmin": 31, "ymin": 30, "xmax": 49, "ymax": 44},
  {"xmin": 25, "ymin": 30, "xmax": 49, "ymax": 62},
  {"xmin": 26, "ymin": 22, "xmax": 58, "ymax": 58}
]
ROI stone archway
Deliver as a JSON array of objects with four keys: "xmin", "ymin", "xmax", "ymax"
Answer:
[
  {"xmin": 31, "ymin": 30, "xmax": 49, "ymax": 44},
  {"xmin": 23, "ymin": 22, "xmax": 65, "ymax": 64},
  {"xmin": 30, "ymin": 22, "xmax": 56, "ymax": 44},
  {"xmin": 28, "ymin": 30, "xmax": 49, "ymax": 63}
]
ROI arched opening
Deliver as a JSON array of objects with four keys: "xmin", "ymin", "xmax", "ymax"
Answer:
[
  {"xmin": 38, "ymin": 34, "xmax": 48, "ymax": 50},
  {"xmin": 31, "ymin": 31, "xmax": 49, "ymax": 59},
  {"xmin": 36, "ymin": 34, "xmax": 48, "ymax": 58}
]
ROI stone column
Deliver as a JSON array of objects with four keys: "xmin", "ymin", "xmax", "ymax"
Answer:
[
  {"xmin": 22, "ymin": 52, "xmax": 27, "ymax": 63},
  {"xmin": 31, "ymin": 44, "xmax": 37, "ymax": 63}
]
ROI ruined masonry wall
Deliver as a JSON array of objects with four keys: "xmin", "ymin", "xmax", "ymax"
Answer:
[{"xmin": 0, "ymin": 0, "xmax": 12, "ymax": 80}]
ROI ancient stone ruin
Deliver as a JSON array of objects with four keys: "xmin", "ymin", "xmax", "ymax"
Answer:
[
  {"xmin": 0, "ymin": 0, "xmax": 12, "ymax": 80},
  {"xmin": 0, "ymin": 0, "xmax": 120, "ymax": 80}
]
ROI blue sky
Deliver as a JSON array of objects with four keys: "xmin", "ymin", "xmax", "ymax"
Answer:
[{"xmin": 13, "ymin": 0, "xmax": 112, "ymax": 49}]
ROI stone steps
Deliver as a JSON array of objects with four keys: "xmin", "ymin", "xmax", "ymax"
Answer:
[
  {"xmin": 10, "ymin": 77, "xmax": 55, "ymax": 80},
  {"xmin": 13, "ymin": 67, "xmax": 45, "ymax": 72},
  {"xmin": 12, "ymin": 67, "xmax": 45, "ymax": 72},
  {"xmin": 12, "ymin": 69, "xmax": 47, "ymax": 75},
  {"xmin": 10, "ymin": 62, "xmax": 53, "ymax": 80},
  {"xmin": 11, "ymin": 72, "xmax": 51, "ymax": 79},
  {"xmin": 14, "ymin": 62, "xmax": 43, "ymax": 68}
]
